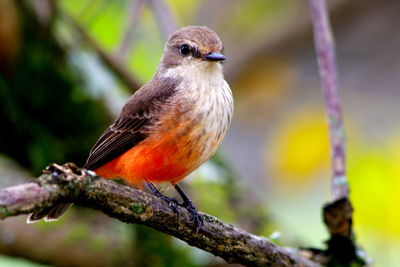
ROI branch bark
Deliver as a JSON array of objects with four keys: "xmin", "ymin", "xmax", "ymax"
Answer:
[
  {"xmin": 309, "ymin": 0, "xmax": 348, "ymax": 201},
  {"xmin": 308, "ymin": 1, "xmax": 368, "ymax": 266},
  {"xmin": 0, "ymin": 163, "xmax": 320, "ymax": 267}
]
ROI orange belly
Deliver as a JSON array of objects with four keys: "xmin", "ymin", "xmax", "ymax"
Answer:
[{"xmin": 94, "ymin": 130, "xmax": 204, "ymax": 187}]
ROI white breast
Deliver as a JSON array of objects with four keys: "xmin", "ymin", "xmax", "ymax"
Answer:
[
  {"xmin": 173, "ymin": 61, "xmax": 234, "ymax": 163},
  {"xmin": 160, "ymin": 61, "xmax": 233, "ymax": 166}
]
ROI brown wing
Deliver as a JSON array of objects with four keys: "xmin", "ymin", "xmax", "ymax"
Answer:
[{"xmin": 84, "ymin": 76, "xmax": 180, "ymax": 171}]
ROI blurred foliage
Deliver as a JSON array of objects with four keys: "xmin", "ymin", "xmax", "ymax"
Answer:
[
  {"xmin": 61, "ymin": 0, "xmax": 164, "ymax": 83},
  {"xmin": 0, "ymin": 1, "xmax": 111, "ymax": 174},
  {"xmin": 268, "ymin": 109, "xmax": 329, "ymax": 183},
  {"xmin": 348, "ymin": 137, "xmax": 400, "ymax": 265},
  {"xmin": 0, "ymin": 255, "xmax": 47, "ymax": 267},
  {"xmin": 133, "ymin": 225, "xmax": 199, "ymax": 267},
  {"xmin": 192, "ymin": 154, "xmax": 274, "ymax": 236}
]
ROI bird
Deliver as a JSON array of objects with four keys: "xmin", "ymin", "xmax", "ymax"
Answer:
[{"xmin": 27, "ymin": 25, "xmax": 233, "ymax": 231}]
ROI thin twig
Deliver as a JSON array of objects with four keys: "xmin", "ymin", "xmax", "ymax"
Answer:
[
  {"xmin": 308, "ymin": 1, "xmax": 369, "ymax": 265},
  {"xmin": 115, "ymin": 0, "xmax": 146, "ymax": 60},
  {"xmin": 0, "ymin": 163, "xmax": 320, "ymax": 267},
  {"xmin": 60, "ymin": 11, "xmax": 142, "ymax": 92},
  {"xmin": 146, "ymin": 0, "xmax": 177, "ymax": 41},
  {"xmin": 309, "ymin": 0, "xmax": 348, "ymax": 201}
]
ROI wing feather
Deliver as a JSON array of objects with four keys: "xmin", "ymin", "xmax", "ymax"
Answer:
[{"xmin": 84, "ymin": 76, "xmax": 180, "ymax": 171}]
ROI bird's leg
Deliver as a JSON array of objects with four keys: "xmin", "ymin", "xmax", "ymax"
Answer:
[
  {"xmin": 174, "ymin": 184, "xmax": 203, "ymax": 233},
  {"xmin": 146, "ymin": 182, "xmax": 179, "ymax": 212}
]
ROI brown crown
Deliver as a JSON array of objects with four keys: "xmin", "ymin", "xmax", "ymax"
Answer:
[{"xmin": 166, "ymin": 26, "xmax": 223, "ymax": 55}]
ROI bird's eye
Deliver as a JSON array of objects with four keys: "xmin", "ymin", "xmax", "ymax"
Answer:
[{"xmin": 179, "ymin": 44, "xmax": 191, "ymax": 55}]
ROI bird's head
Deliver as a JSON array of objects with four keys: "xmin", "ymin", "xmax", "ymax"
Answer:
[{"xmin": 159, "ymin": 26, "xmax": 225, "ymax": 74}]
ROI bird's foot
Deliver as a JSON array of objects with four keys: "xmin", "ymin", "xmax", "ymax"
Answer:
[
  {"xmin": 147, "ymin": 182, "xmax": 203, "ymax": 232},
  {"xmin": 181, "ymin": 199, "xmax": 203, "ymax": 233},
  {"xmin": 146, "ymin": 182, "xmax": 179, "ymax": 212},
  {"xmin": 158, "ymin": 194, "xmax": 180, "ymax": 213}
]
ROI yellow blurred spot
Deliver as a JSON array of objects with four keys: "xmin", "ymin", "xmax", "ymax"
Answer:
[
  {"xmin": 387, "ymin": 128, "xmax": 400, "ymax": 175},
  {"xmin": 348, "ymin": 148, "xmax": 400, "ymax": 236},
  {"xmin": 268, "ymin": 110, "xmax": 329, "ymax": 183},
  {"xmin": 348, "ymin": 130, "xmax": 400, "ymax": 237}
]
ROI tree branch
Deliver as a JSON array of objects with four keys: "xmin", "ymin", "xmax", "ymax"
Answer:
[
  {"xmin": 309, "ymin": 0, "xmax": 348, "ymax": 201},
  {"xmin": 115, "ymin": 0, "xmax": 146, "ymax": 61},
  {"xmin": 147, "ymin": 0, "xmax": 177, "ymax": 41},
  {"xmin": 308, "ymin": 1, "xmax": 368, "ymax": 266},
  {"xmin": 0, "ymin": 163, "xmax": 320, "ymax": 267},
  {"xmin": 60, "ymin": 11, "xmax": 142, "ymax": 92}
]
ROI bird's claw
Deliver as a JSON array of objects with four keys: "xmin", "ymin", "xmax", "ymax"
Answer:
[
  {"xmin": 156, "ymin": 195, "xmax": 203, "ymax": 232},
  {"xmin": 167, "ymin": 198, "xmax": 179, "ymax": 213},
  {"xmin": 158, "ymin": 194, "xmax": 180, "ymax": 213},
  {"xmin": 146, "ymin": 182, "xmax": 180, "ymax": 213},
  {"xmin": 181, "ymin": 200, "xmax": 203, "ymax": 233},
  {"xmin": 146, "ymin": 182, "xmax": 203, "ymax": 232}
]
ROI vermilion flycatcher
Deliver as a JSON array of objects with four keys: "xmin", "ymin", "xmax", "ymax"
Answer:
[{"xmin": 28, "ymin": 26, "xmax": 233, "ymax": 229}]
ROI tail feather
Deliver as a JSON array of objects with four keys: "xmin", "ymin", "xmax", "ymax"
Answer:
[
  {"xmin": 27, "ymin": 206, "xmax": 53, "ymax": 224},
  {"xmin": 27, "ymin": 203, "xmax": 71, "ymax": 224}
]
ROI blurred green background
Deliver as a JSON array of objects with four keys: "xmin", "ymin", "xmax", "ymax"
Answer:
[{"xmin": 0, "ymin": 0, "xmax": 399, "ymax": 266}]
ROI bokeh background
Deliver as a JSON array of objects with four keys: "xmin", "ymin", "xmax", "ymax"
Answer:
[{"xmin": 0, "ymin": 0, "xmax": 399, "ymax": 266}]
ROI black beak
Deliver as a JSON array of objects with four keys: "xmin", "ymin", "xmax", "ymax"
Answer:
[{"xmin": 203, "ymin": 52, "xmax": 226, "ymax": 61}]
